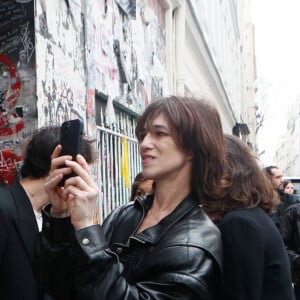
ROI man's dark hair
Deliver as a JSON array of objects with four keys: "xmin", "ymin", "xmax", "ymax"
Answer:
[
  {"xmin": 20, "ymin": 126, "xmax": 95, "ymax": 179},
  {"xmin": 264, "ymin": 165, "xmax": 278, "ymax": 177}
]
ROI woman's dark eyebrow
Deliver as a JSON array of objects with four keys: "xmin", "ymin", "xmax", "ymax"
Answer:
[{"xmin": 151, "ymin": 124, "xmax": 168, "ymax": 130}]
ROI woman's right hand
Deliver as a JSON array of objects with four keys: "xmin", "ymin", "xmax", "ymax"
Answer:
[{"xmin": 44, "ymin": 145, "xmax": 73, "ymax": 218}]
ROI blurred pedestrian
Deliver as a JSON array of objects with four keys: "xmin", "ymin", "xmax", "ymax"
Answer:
[
  {"xmin": 284, "ymin": 180, "xmax": 295, "ymax": 195},
  {"xmin": 216, "ymin": 135, "xmax": 295, "ymax": 300},
  {"xmin": 129, "ymin": 172, "xmax": 154, "ymax": 201},
  {"xmin": 280, "ymin": 202, "xmax": 300, "ymax": 300},
  {"xmin": 264, "ymin": 165, "xmax": 299, "ymax": 228},
  {"xmin": 0, "ymin": 126, "xmax": 95, "ymax": 300}
]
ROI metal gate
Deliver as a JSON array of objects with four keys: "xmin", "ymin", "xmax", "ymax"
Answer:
[{"xmin": 96, "ymin": 108, "xmax": 141, "ymax": 223}]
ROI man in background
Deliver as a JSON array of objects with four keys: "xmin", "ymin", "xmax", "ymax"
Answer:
[
  {"xmin": 264, "ymin": 165, "xmax": 299, "ymax": 228},
  {"xmin": 0, "ymin": 126, "xmax": 95, "ymax": 300}
]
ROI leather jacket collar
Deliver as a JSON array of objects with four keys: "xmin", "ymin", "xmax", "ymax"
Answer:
[{"xmin": 133, "ymin": 193, "xmax": 199, "ymax": 243}]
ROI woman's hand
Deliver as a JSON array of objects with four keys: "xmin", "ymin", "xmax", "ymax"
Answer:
[
  {"xmin": 44, "ymin": 145, "xmax": 73, "ymax": 218},
  {"xmin": 62, "ymin": 154, "xmax": 99, "ymax": 230}
]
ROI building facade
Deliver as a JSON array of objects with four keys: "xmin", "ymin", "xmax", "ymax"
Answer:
[
  {"xmin": 275, "ymin": 99, "xmax": 300, "ymax": 176},
  {"xmin": 0, "ymin": 0, "xmax": 256, "ymax": 219}
]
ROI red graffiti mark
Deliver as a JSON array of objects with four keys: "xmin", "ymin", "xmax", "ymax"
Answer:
[
  {"xmin": 0, "ymin": 113, "xmax": 9, "ymax": 127},
  {"xmin": 0, "ymin": 149, "xmax": 22, "ymax": 185},
  {"xmin": 0, "ymin": 54, "xmax": 22, "ymax": 109},
  {"xmin": 0, "ymin": 116, "xmax": 25, "ymax": 136}
]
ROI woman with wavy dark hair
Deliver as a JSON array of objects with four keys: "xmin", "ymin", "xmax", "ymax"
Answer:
[
  {"xmin": 35, "ymin": 96, "xmax": 226, "ymax": 300},
  {"xmin": 217, "ymin": 134, "xmax": 294, "ymax": 300}
]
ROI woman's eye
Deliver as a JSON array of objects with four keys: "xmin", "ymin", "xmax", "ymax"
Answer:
[{"xmin": 156, "ymin": 131, "xmax": 167, "ymax": 136}]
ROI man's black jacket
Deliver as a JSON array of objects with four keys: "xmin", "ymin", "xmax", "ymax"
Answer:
[{"xmin": 271, "ymin": 190, "xmax": 299, "ymax": 228}]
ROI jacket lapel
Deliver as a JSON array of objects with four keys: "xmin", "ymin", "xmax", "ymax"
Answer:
[
  {"xmin": 7, "ymin": 182, "xmax": 39, "ymax": 262},
  {"xmin": 135, "ymin": 194, "xmax": 199, "ymax": 243}
]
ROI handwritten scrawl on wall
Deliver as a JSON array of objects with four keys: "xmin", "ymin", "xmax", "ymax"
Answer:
[
  {"xmin": 85, "ymin": 0, "xmax": 168, "ymax": 115},
  {"xmin": 0, "ymin": 0, "xmax": 36, "ymax": 185},
  {"xmin": 35, "ymin": 0, "xmax": 86, "ymax": 127}
]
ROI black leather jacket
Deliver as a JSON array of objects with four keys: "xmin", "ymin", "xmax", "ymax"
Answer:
[
  {"xmin": 280, "ymin": 203, "xmax": 300, "ymax": 282},
  {"xmin": 35, "ymin": 194, "xmax": 223, "ymax": 300},
  {"xmin": 271, "ymin": 190, "xmax": 299, "ymax": 228}
]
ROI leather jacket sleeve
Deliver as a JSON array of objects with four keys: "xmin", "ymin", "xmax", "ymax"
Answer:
[
  {"xmin": 73, "ymin": 226, "xmax": 219, "ymax": 300},
  {"xmin": 280, "ymin": 205, "xmax": 300, "ymax": 275},
  {"xmin": 35, "ymin": 203, "xmax": 221, "ymax": 300},
  {"xmin": 34, "ymin": 205, "xmax": 77, "ymax": 300}
]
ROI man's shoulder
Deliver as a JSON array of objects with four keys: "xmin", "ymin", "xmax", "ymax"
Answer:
[
  {"xmin": 0, "ymin": 185, "xmax": 13, "ymax": 203},
  {"xmin": 0, "ymin": 183, "xmax": 19, "ymax": 214}
]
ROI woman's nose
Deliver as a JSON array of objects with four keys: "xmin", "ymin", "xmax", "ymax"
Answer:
[{"xmin": 140, "ymin": 132, "xmax": 152, "ymax": 148}]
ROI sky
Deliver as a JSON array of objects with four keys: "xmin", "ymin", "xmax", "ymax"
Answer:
[{"xmin": 251, "ymin": 0, "xmax": 300, "ymax": 166}]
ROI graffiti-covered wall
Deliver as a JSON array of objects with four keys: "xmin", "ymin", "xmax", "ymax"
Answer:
[
  {"xmin": 85, "ymin": 0, "xmax": 169, "ymax": 115},
  {"xmin": 0, "ymin": 0, "xmax": 36, "ymax": 185},
  {"xmin": 35, "ymin": 0, "xmax": 86, "ymax": 127},
  {"xmin": 0, "ymin": 0, "xmax": 169, "ymax": 185}
]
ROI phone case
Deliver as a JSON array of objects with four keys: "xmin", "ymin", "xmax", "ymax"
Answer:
[
  {"xmin": 58, "ymin": 119, "xmax": 84, "ymax": 186},
  {"xmin": 60, "ymin": 119, "xmax": 83, "ymax": 158}
]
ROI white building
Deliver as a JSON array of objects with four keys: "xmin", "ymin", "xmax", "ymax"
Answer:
[
  {"xmin": 275, "ymin": 99, "xmax": 300, "ymax": 176},
  {"xmin": 164, "ymin": 0, "xmax": 257, "ymax": 146},
  {"xmin": 0, "ymin": 0, "xmax": 257, "ymax": 217}
]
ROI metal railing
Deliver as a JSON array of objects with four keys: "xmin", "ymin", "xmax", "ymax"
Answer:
[{"xmin": 96, "ymin": 108, "xmax": 141, "ymax": 223}]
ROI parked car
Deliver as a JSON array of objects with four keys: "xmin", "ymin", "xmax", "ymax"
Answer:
[{"xmin": 284, "ymin": 177, "xmax": 300, "ymax": 201}]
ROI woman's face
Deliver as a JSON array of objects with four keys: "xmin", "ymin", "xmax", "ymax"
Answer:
[
  {"xmin": 284, "ymin": 182, "xmax": 294, "ymax": 195},
  {"xmin": 139, "ymin": 113, "xmax": 192, "ymax": 182}
]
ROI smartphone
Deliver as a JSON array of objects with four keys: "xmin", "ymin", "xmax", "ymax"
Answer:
[{"xmin": 58, "ymin": 119, "xmax": 84, "ymax": 186}]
